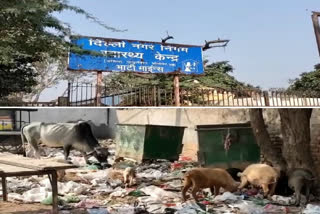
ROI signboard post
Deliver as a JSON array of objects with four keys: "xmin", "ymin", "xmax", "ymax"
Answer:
[
  {"xmin": 173, "ymin": 75, "xmax": 180, "ymax": 106},
  {"xmin": 96, "ymin": 71, "xmax": 103, "ymax": 106},
  {"xmin": 68, "ymin": 36, "xmax": 205, "ymax": 106}
]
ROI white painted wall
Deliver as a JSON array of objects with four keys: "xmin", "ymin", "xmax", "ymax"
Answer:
[{"xmin": 19, "ymin": 108, "xmax": 112, "ymax": 138}]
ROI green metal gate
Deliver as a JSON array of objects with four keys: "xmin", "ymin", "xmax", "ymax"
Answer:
[
  {"xmin": 116, "ymin": 124, "xmax": 185, "ymax": 162},
  {"xmin": 197, "ymin": 123, "xmax": 260, "ymax": 167}
]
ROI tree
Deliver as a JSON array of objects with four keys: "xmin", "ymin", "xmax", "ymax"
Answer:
[
  {"xmin": 288, "ymin": 64, "xmax": 320, "ymax": 94},
  {"xmin": 249, "ymin": 109, "xmax": 287, "ymax": 171},
  {"xmin": 278, "ymin": 109, "xmax": 315, "ymax": 171},
  {"xmin": 23, "ymin": 57, "xmax": 85, "ymax": 102},
  {"xmin": 0, "ymin": 0, "xmax": 124, "ymax": 98},
  {"xmin": 249, "ymin": 109, "xmax": 316, "ymax": 174},
  {"xmin": 103, "ymin": 61, "xmax": 257, "ymax": 92}
]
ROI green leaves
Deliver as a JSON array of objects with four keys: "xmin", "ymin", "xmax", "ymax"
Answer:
[
  {"xmin": 0, "ymin": 0, "xmax": 123, "ymax": 98},
  {"xmin": 288, "ymin": 67, "xmax": 320, "ymax": 94}
]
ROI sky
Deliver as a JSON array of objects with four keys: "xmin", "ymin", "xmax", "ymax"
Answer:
[{"xmin": 43, "ymin": 0, "xmax": 320, "ymax": 101}]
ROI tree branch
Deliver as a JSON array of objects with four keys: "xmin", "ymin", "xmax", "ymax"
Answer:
[{"xmin": 203, "ymin": 39, "xmax": 230, "ymax": 51}]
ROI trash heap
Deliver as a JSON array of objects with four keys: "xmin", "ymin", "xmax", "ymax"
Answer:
[{"xmin": 1, "ymin": 139, "xmax": 320, "ymax": 214}]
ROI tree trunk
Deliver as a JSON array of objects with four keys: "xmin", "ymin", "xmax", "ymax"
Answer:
[
  {"xmin": 249, "ymin": 109, "xmax": 287, "ymax": 171},
  {"xmin": 278, "ymin": 109, "xmax": 316, "ymax": 171}
]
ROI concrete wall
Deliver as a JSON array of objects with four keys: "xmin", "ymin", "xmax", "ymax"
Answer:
[
  {"xmin": 19, "ymin": 109, "xmax": 113, "ymax": 138},
  {"xmin": 111, "ymin": 108, "xmax": 320, "ymax": 165},
  {"xmin": 17, "ymin": 108, "xmax": 320, "ymax": 171}
]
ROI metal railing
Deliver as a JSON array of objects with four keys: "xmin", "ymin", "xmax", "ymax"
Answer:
[
  {"xmin": 2, "ymin": 83, "xmax": 320, "ymax": 107},
  {"xmin": 68, "ymin": 83, "xmax": 320, "ymax": 107}
]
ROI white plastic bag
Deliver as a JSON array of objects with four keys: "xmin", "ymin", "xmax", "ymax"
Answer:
[
  {"xmin": 214, "ymin": 192, "xmax": 244, "ymax": 202},
  {"xmin": 235, "ymin": 201, "xmax": 264, "ymax": 214},
  {"xmin": 303, "ymin": 204, "xmax": 320, "ymax": 214},
  {"xmin": 22, "ymin": 187, "xmax": 51, "ymax": 202},
  {"xmin": 109, "ymin": 187, "xmax": 128, "ymax": 198},
  {"xmin": 140, "ymin": 185, "xmax": 180, "ymax": 200},
  {"xmin": 271, "ymin": 194, "xmax": 295, "ymax": 205}
]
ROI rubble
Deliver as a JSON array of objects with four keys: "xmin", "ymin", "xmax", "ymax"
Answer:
[{"xmin": 0, "ymin": 139, "xmax": 317, "ymax": 214}]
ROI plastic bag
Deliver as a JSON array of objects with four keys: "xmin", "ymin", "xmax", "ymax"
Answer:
[
  {"xmin": 214, "ymin": 192, "xmax": 244, "ymax": 202},
  {"xmin": 40, "ymin": 195, "xmax": 65, "ymax": 205},
  {"xmin": 87, "ymin": 208, "xmax": 109, "ymax": 214},
  {"xmin": 175, "ymin": 201, "xmax": 205, "ymax": 214},
  {"xmin": 264, "ymin": 204, "xmax": 289, "ymax": 213},
  {"xmin": 303, "ymin": 204, "xmax": 320, "ymax": 214},
  {"xmin": 22, "ymin": 187, "xmax": 50, "ymax": 202},
  {"xmin": 109, "ymin": 187, "xmax": 128, "ymax": 198},
  {"xmin": 75, "ymin": 199, "xmax": 101, "ymax": 209},
  {"xmin": 140, "ymin": 185, "xmax": 180, "ymax": 200},
  {"xmin": 271, "ymin": 195, "xmax": 295, "ymax": 205},
  {"xmin": 235, "ymin": 201, "xmax": 264, "ymax": 214}
]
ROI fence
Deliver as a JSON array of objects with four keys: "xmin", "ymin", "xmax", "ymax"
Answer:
[
  {"xmin": 67, "ymin": 83, "xmax": 320, "ymax": 107},
  {"xmin": 0, "ymin": 100, "xmax": 56, "ymax": 107},
  {"xmin": 1, "ymin": 83, "xmax": 320, "ymax": 107}
]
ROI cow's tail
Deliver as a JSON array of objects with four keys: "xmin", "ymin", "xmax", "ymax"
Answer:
[{"xmin": 21, "ymin": 124, "xmax": 28, "ymax": 157}]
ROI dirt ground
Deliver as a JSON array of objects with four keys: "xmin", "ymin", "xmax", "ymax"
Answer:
[{"xmin": 0, "ymin": 202, "xmax": 89, "ymax": 214}]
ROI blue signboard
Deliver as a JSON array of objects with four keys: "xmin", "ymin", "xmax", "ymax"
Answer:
[{"xmin": 68, "ymin": 37, "xmax": 204, "ymax": 75}]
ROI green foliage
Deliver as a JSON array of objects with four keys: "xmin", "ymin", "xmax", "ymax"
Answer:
[
  {"xmin": 103, "ymin": 61, "xmax": 255, "ymax": 92},
  {"xmin": 0, "ymin": 57, "xmax": 37, "ymax": 97},
  {"xmin": 0, "ymin": 0, "xmax": 124, "ymax": 97},
  {"xmin": 288, "ymin": 65, "xmax": 320, "ymax": 93}
]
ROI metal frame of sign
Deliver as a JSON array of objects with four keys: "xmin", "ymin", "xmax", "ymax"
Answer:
[
  {"xmin": 67, "ymin": 35, "xmax": 204, "ymax": 75},
  {"xmin": 67, "ymin": 35, "xmax": 209, "ymax": 106}
]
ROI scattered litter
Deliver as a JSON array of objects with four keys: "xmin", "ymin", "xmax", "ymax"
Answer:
[
  {"xmin": 250, "ymin": 197, "xmax": 270, "ymax": 206},
  {"xmin": 175, "ymin": 201, "xmax": 206, "ymax": 214},
  {"xmin": 87, "ymin": 164, "xmax": 100, "ymax": 170},
  {"xmin": 107, "ymin": 204, "xmax": 135, "ymax": 214},
  {"xmin": 22, "ymin": 187, "xmax": 51, "ymax": 202},
  {"xmin": 2, "ymin": 139, "xmax": 316, "ymax": 214},
  {"xmin": 264, "ymin": 204, "xmax": 290, "ymax": 213},
  {"xmin": 137, "ymin": 169, "xmax": 167, "ymax": 180},
  {"xmin": 128, "ymin": 190, "xmax": 147, "ymax": 197},
  {"xmin": 63, "ymin": 195, "xmax": 81, "ymax": 203},
  {"xmin": 109, "ymin": 187, "xmax": 128, "ymax": 198},
  {"xmin": 303, "ymin": 204, "xmax": 320, "ymax": 214},
  {"xmin": 140, "ymin": 185, "xmax": 180, "ymax": 200},
  {"xmin": 234, "ymin": 201, "xmax": 264, "ymax": 214},
  {"xmin": 214, "ymin": 192, "xmax": 244, "ymax": 202},
  {"xmin": 59, "ymin": 181, "xmax": 88, "ymax": 195},
  {"xmin": 41, "ymin": 195, "xmax": 65, "ymax": 205},
  {"xmin": 271, "ymin": 194, "xmax": 295, "ymax": 205},
  {"xmin": 75, "ymin": 199, "xmax": 102, "ymax": 209},
  {"xmin": 87, "ymin": 208, "xmax": 109, "ymax": 214}
]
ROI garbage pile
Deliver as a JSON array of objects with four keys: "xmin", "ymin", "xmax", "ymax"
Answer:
[{"xmin": 1, "ymin": 139, "xmax": 320, "ymax": 214}]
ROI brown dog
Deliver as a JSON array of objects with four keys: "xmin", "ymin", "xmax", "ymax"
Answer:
[{"xmin": 182, "ymin": 168, "xmax": 239, "ymax": 202}]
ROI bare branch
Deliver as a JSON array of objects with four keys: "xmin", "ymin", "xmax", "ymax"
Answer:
[
  {"xmin": 203, "ymin": 39, "xmax": 230, "ymax": 51},
  {"xmin": 161, "ymin": 31, "xmax": 174, "ymax": 43}
]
